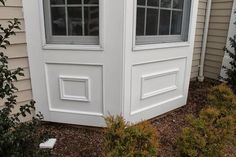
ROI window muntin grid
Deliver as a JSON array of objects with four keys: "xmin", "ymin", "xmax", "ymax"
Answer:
[
  {"xmin": 136, "ymin": 0, "xmax": 191, "ymax": 45},
  {"xmin": 44, "ymin": 0, "xmax": 99, "ymax": 45}
]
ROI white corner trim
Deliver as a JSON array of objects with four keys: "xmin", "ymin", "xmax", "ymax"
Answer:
[
  {"xmin": 59, "ymin": 76, "xmax": 91, "ymax": 102},
  {"xmin": 220, "ymin": 1, "xmax": 236, "ymax": 79}
]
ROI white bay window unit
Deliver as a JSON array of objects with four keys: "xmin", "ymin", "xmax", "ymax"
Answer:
[{"xmin": 23, "ymin": 0, "xmax": 198, "ymax": 126}]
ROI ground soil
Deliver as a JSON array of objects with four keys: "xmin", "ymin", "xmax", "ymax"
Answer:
[{"xmin": 40, "ymin": 79, "xmax": 221, "ymax": 157}]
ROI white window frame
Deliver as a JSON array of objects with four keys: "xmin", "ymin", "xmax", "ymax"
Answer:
[
  {"xmin": 42, "ymin": 0, "xmax": 102, "ymax": 47},
  {"xmin": 135, "ymin": 0, "xmax": 191, "ymax": 45}
]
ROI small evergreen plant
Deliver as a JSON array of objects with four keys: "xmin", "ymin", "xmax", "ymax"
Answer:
[
  {"xmin": 0, "ymin": 1, "xmax": 50, "ymax": 156},
  {"xmin": 176, "ymin": 107, "xmax": 235, "ymax": 157},
  {"xmin": 103, "ymin": 115, "xmax": 159, "ymax": 157},
  {"xmin": 221, "ymin": 22, "xmax": 236, "ymax": 93},
  {"xmin": 177, "ymin": 84, "xmax": 236, "ymax": 157},
  {"xmin": 207, "ymin": 83, "xmax": 236, "ymax": 115}
]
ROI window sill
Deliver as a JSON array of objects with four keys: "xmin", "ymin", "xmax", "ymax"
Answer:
[
  {"xmin": 42, "ymin": 44, "xmax": 104, "ymax": 51},
  {"xmin": 133, "ymin": 41, "xmax": 190, "ymax": 51}
]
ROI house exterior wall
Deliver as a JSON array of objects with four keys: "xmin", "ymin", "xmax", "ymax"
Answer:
[
  {"xmin": 0, "ymin": 0, "xmax": 32, "ymax": 108},
  {"xmin": 0, "ymin": 0, "xmax": 230, "ymax": 109},
  {"xmin": 204, "ymin": 0, "xmax": 233, "ymax": 79}
]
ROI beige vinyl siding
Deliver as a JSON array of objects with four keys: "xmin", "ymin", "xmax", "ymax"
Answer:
[
  {"xmin": 191, "ymin": 0, "xmax": 207, "ymax": 78},
  {"xmin": 204, "ymin": 0, "xmax": 233, "ymax": 79},
  {"xmin": 0, "ymin": 0, "xmax": 33, "ymax": 107}
]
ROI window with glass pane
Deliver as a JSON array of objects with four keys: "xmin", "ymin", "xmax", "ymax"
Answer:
[
  {"xmin": 44, "ymin": 0, "xmax": 99, "ymax": 45},
  {"xmin": 136, "ymin": 0, "xmax": 191, "ymax": 45}
]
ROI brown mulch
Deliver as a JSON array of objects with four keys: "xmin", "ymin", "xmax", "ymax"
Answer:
[
  {"xmin": 40, "ymin": 79, "xmax": 220, "ymax": 157},
  {"xmin": 151, "ymin": 79, "xmax": 220, "ymax": 157}
]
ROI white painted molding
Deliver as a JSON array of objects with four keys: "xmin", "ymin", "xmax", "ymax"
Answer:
[
  {"xmin": 133, "ymin": 42, "xmax": 190, "ymax": 51},
  {"xmin": 131, "ymin": 95, "xmax": 183, "ymax": 116},
  {"xmin": 49, "ymin": 108, "xmax": 103, "ymax": 116},
  {"xmin": 141, "ymin": 69, "xmax": 179, "ymax": 100},
  {"xmin": 59, "ymin": 76, "xmax": 91, "ymax": 102}
]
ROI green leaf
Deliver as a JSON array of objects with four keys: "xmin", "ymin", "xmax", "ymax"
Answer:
[
  {"xmin": 0, "ymin": 45, "xmax": 6, "ymax": 49},
  {"xmin": 0, "ymin": 0, "xmax": 5, "ymax": 6}
]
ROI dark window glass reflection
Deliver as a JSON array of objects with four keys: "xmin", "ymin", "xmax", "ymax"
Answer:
[
  {"xmin": 137, "ymin": 0, "xmax": 146, "ymax": 6},
  {"xmin": 173, "ymin": 0, "xmax": 184, "ymax": 9},
  {"xmin": 147, "ymin": 0, "xmax": 159, "ymax": 6},
  {"xmin": 146, "ymin": 8, "xmax": 158, "ymax": 35},
  {"xmin": 136, "ymin": 8, "xmax": 145, "ymax": 35},
  {"xmin": 171, "ymin": 11, "xmax": 183, "ymax": 34},
  {"xmin": 50, "ymin": 0, "xmax": 65, "ymax": 5},
  {"xmin": 68, "ymin": 7, "xmax": 82, "ymax": 35},
  {"xmin": 84, "ymin": 7, "xmax": 99, "ymax": 35},
  {"xmin": 67, "ymin": 0, "xmax": 82, "ymax": 4},
  {"xmin": 51, "ymin": 7, "xmax": 66, "ymax": 35},
  {"xmin": 84, "ymin": 0, "xmax": 99, "ymax": 4},
  {"xmin": 161, "ymin": 0, "xmax": 171, "ymax": 8},
  {"xmin": 49, "ymin": 0, "xmax": 99, "ymax": 37},
  {"xmin": 159, "ymin": 10, "xmax": 170, "ymax": 35}
]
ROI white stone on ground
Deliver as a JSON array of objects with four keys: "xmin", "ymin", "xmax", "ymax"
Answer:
[{"xmin": 39, "ymin": 138, "xmax": 57, "ymax": 149}]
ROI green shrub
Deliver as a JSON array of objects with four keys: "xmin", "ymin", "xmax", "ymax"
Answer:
[
  {"xmin": 103, "ymin": 115, "xmax": 159, "ymax": 157},
  {"xmin": 0, "ymin": 1, "xmax": 50, "ymax": 156},
  {"xmin": 176, "ymin": 107, "xmax": 235, "ymax": 157},
  {"xmin": 208, "ymin": 84, "xmax": 236, "ymax": 115}
]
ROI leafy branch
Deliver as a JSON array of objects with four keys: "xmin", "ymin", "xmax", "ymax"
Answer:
[{"xmin": 0, "ymin": 0, "xmax": 51, "ymax": 156}]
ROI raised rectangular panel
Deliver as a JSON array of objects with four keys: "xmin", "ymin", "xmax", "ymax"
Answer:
[
  {"xmin": 59, "ymin": 76, "xmax": 91, "ymax": 102},
  {"xmin": 45, "ymin": 64, "xmax": 103, "ymax": 116},
  {"xmin": 131, "ymin": 58, "xmax": 187, "ymax": 115},
  {"xmin": 141, "ymin": 69, "xmax": 179, "ymax": 100}
]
